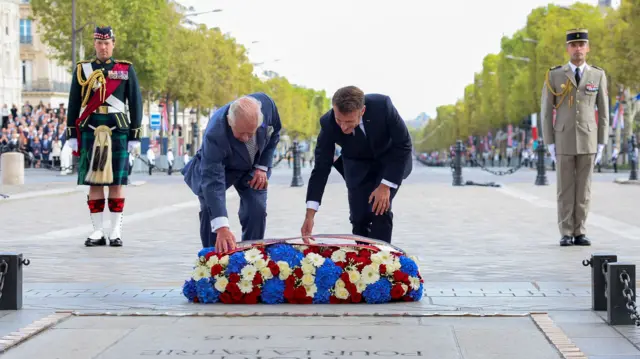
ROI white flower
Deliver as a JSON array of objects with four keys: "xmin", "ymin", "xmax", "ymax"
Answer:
[
  {"xmin": 335, "ymin": 279, "xmax": 346, "ymax": 288},
  {"xmin": 305, "ymin": 284, "xmax": 318, "ymax": 297},
  {"xmin": 277, "ymin": 261, "xmax": 292, "ymax": 280},
  {"xmin": 390, "ymin": 260, "xmax": 402, "ymax": 272},
  {"xmin": 260, "ymin": 267, "xmax": 274, "ymax": 280},
  {"xmin": 240, "ymin": 265, "xmax": 257, "ymax": 281},
  {"xmin": 356, "ymin": 281, "xmax": 367, "ymax": 293},
  {"xmin": 401, "ymin": 284, "xmax": 409, "ymax": 295},
  {"xmin": 244, "ymin": 248, "xmax": 262, "ymax": 263},
  {"xmin": 335, "ymin": 287, "xmax": 349, "ymax": 299},
  {"xmin": 409, "ymin": 255, "xmax": 419, "ymax": 263},
  {"xmin": 206, "ymin": 256, "xmax": 219, "ymax": 268},
  {"xmin": 218, "ymin": 255, "xmax": 229, "ymax": 266},
  {"xmin": 385, "ymin": 264, "xmax": 396, "ymax": 275},
  {"xmin": 301, "ymin": 262, "xmax": 316, "ymax": 275},
  {"xmin": 296, "ymin": 245, "xmax": 308, "ymax": 252},
  {"xmin": 409, "ymin": 276, "xmax": 421, "ymax": 291},
  {"xmin": 371, "ymin": 251, "xmax": 394, "ymax": 265},
  {"xmin": 347, "ymin": 270, "xmax": 361, "ymax": 283},
  {"xmin": 331, "ymin": 250, "xmax": 347, "ymax": 263},
  {"xmin": 192, "ymin": 266, "xmax": 210, "ymax": 281},
  {"xmin": 360, "ymin": 264, "xmax": 380, "ymax": 285},
  {"xmin": 306, "ymin": 253, "xmax": 325, "ymax": 267},
  {"xmin": 239, "ymin": 280, "xmax": 254, "ymax": 294},
  {"xmin": 254, "ymin": 258, "xmax": 267, "ymax": 270},
  {"xmin": 214, "ymin": 276, "xmax": 228, "ymax": 292},
  {"xmin": 302, "ymin": 274, "xmax": 315, "ymax": 287}
]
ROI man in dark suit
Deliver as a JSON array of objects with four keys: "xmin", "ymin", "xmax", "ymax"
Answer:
[
  {"xmin": 182, "ymin": 93, "xmax": 281, "ymax": 251},
  {"xmin": 301, "ymin": 86, "xmax": 412, "ymax": 243}
]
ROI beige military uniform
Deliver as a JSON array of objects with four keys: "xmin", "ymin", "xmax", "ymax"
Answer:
[{"xmin": 541, "ymin": 63, "xmax": 609, "ymax": 237}]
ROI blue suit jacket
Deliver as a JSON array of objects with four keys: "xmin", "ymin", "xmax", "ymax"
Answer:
[
  {"xmin": 182, "ymin": 92, "xmax": 282, "ymax": 219},
  {"xmin": 306, "ymin": 94, "xmax": 412, "ymax": 205}
]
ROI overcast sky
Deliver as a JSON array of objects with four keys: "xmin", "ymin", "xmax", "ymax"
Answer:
[{"xmin": 177, "ymin": 0, "xmax": 610, "ymax": 121}]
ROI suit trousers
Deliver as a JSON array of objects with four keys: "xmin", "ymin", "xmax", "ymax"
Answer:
[
  {"xmin": 556, "ymin": 154, "xmax": 595, "ymax": 237},
  {"xmin": 198, "ymin": 171, "xmax": 268, "ymax": 248},
  {"xmin": 348, "ymin": 180, "xmax": 398, "ymax": 243}
]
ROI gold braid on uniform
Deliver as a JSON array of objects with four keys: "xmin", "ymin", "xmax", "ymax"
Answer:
[
  {"xmin": 545, "ymin": 70, "xmax": 573, "ymax": 109},
  {"xmin": 76, "ymin": 64, "xmax": 107, "ymax": 108}
]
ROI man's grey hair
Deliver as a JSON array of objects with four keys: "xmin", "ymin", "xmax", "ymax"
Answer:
[{"xmin": 227, "ymin": 96, "xmax": 264, "ymax": 128}]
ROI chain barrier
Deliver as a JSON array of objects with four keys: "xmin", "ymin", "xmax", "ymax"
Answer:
[
  {"xmin": 467, "ymin": 157, "xmax": 527, "ymax": 176},
  {"xmin": 619, "ymin": 270, "xmax": 640, "ymax": 326},
  {"xmin": 602, "ymin": 260, "xmax": 609, "ymax": 299},
  {"xmin": 0, "ymin": 260, "xmax": 7, "ymax": 301}
]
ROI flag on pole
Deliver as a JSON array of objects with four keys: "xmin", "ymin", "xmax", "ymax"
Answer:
[{"xmin": 612, "ymin": 102, "xmax": 624, "ymax": 129}]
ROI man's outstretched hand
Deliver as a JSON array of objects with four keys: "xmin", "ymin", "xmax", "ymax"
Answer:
[
  {"xmin": 215, "ymin": 227, "xmax": 237, "ymax": 253},
  {"xmin": 369, "ymin": 183, "xmax": 391, "ymax": 215},
  {"xmin": 248, "ymin": 169, "xmax": 268, "ymax": 190},
  {"xmin": 300, "ymin": 210, "xmax": 315, "ymax": 244}
]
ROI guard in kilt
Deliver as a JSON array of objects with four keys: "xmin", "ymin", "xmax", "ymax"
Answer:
[{"xmin": 65, "ymin": 26, "xmax": 143, "ymax": 247}]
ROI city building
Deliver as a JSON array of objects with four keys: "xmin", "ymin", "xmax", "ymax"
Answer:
[
  {"xmin": 0, "ymin": 0, "xmax": 22, "ymax": 108},
  {"xmin": 19, "ymin": 0, "xmax": 71, "ymax": 108}
]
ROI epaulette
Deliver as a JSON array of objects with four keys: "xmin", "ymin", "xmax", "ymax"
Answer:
[
  {"xmin": 591, "ymin": 65, "xmax": 605, "ymax": 72},
  {"xmin": 549, "ymin": 65, "xmax": 562, "ymax": 71},
  {"xmin": 76, "ymin": 60, "xmax": 91, "ymax": 65},
  {"xmin": 115, "ymin": 59, "xmax": 132, "ymax": 65}
]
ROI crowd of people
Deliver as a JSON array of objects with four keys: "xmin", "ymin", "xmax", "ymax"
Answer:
[{"xmin": 0, "ymin": 101, "xmax": 68, "ymax": 169}]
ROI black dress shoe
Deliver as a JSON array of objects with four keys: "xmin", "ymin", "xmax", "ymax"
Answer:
[
  {"xmin": 85, "ymin": 237, "xmax": 107, "ymax": 247},
  {"xmin": 109, "ymin": 238, "xmax": 123, "ymax": 247},
  {"xmin": 573, "ymin": 235, "xmax": 591, "ymax": 246},
  {"xmin": 559, "ymin": 236, "xmax": 573, "ymax": 246}
]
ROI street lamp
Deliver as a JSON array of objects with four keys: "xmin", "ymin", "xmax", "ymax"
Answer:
[{"xmin": 505, "ymin": 54, "xmax": 531, "ymax": 63}]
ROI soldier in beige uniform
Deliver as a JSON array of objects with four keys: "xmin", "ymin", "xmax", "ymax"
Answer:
[{"xmin": 541, "ymin": 28, "xmax": 609, "ymax": 247}]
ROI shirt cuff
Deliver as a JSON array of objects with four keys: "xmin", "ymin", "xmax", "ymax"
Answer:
[
  {"xmin": 254, "ymin": 165, "xmax": 268, "ymax": 172},
  {"xmin": 210, "ymin": 216, "xmax": 229, "ymax": 232},
  {"xmin": 306, "ymin": 201, "xmax": 320, "ymax": 211},
  {"xmin": 381, "ymin": 179, "xmax": 398, "ymax": 189}
]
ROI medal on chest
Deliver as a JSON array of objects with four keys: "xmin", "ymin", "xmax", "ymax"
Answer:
[
  {"xmin": 108, "ymin": 70, "xmax": 129, "ymax": 80},
  {"xmin": 585, "ymin": 82, "xmax": 599, "ymax": 93}
]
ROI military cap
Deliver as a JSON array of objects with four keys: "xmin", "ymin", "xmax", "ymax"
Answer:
[
  {"xmin": 94, "ymin": 26, "xmax": 114, "ymax": 40},
  {"xmin": 566, "ymin": 28, "xmax": 588, "ymax": 43}
]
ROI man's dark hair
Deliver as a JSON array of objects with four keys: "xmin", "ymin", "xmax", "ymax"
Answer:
[{"xmin": 332, "ymin": 86, "xmax": 365, "ymax": 114}]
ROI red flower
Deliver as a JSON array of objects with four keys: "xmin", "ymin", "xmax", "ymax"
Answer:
[
  {"xmin": 252, "ymin": 273, "xmax": 263, "ymax": 286},
  {"xmin": 393, "ymin": 271, "xmax": 410, "ymax": 284},
  {"xmin": 229, "ymin": 273, "xmax": 240, "ymax": 283},
  {"xmin": 285, "ymin": 276, "xmax": 296, "ymax": 287},
  {"xmin": 391, "ymin": 284, "xmax": 405, "ymax": 299},
  {"xmin": 284, "ymin": 285, "xmax": 295, "ymax": 300},
  {"xmin": 340, "ymin": 272, "xmax": 350, "ymax": 283},
  {"xmin": 358, "ymin": 249, "xmax": 372, "ymax": 258},
  {"xmin": 231, "ymin": 290, "xmax": 243, "ymax": 302},
  {"xmin": 268, "ymin": 261, "xmax": 280, "ymax": 276},
  {"xmin": 294, "ymin": 286, "xmax": 307, "ymax": 299},
  {"xmin": 335, "ymin": 261, "xmax": 347, "ymax": 269},
  {"xmin": 329, "ymin": 295, "xmax": 341, "ymax": 304},
  {"xmin": 379, "ymin": 264, "xmax": 387, "ymax": 274},
  {"xmin": 205, "ymin": 252, "xmax": 217, "ymax": 261},
  {"xmin": 219, "ymin": 292, "xmax": 232, "ymax": 303},
  {"xmin": 321, "ymin": 249, "xmax": 333, "ymax": 258},
  {"xmin": 346, "ymin": 252, "xmax": 358, "ymax": 262},
  {"xmin": 402, "ymin": 295, "xmax": 413, "ymax": 302},
  {"xmin": 244, "ymin": 291, "xmax": 259, "ymax": 304},
  {"xmin": 210, "ymin": 264, "xmax": 224, "ymax": 277},
  {"xmin": 351, "ymin": 292, "xmax": 362, "ymax": 303},
  {"xmin": 346, "ymin": 282, "xmax": 358, "ymax": 296},
  {"xmin": 227, "ymin": 283, "xmax": 240, "ymax": 295},
  {"xmin": 293, "ymin": 268, "xmax": 303, "ymax": 278}
]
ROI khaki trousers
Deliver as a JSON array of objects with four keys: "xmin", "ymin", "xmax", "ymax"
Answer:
[{"xmin": 556, "ymin": 154, "xmax": 595, "ymax": 237}]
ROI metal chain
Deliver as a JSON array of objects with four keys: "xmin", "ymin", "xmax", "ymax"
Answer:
[
  {"xmin": 619, "ymin": 270, "xmax": 640, "ymax": 326},
  {"xmin": 469, "ymin": 157, "xmax": 527, "ymax": 176},
  {"xmin": 0, "ymin": 260, "xmax": 8, "ymax": 301}
]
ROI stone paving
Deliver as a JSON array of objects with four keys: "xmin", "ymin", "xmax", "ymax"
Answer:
[{"xmin": 1, "ymin": 165, "xmax": 640, "ymax": 358}]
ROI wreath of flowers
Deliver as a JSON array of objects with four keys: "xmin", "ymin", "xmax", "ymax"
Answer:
[{"xmin": 182, "ymin": 243, "xmax": 423, "ymax": 304}]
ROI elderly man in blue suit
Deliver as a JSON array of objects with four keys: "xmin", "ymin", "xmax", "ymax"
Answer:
[
  {"xmin": 301, "ymin": 86, "xmax": 412, "ymax": 243},
  {"xmin": 182, "ymin": 93, "xmax": 281, "ymax": 252}
]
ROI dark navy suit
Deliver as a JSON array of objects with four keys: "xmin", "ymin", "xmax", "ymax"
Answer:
[
  {"xmin": 306, "ymin": 94, "xmax": 412, "ymax": 243},
  {"xmin": 182, "ymin": 93, "xmax": 282, "ymax": 248}
]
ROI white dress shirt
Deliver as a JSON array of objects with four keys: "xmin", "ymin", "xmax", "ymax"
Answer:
[{"xmin": 305, "ymin": 117, "xmax": 399, "ymax": 212}]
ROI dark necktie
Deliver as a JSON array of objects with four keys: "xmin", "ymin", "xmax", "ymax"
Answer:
[{"xmin": 575, "ymin": 68, "xmax": 581, "ymax": 85}]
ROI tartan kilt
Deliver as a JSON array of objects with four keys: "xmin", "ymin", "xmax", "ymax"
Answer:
[{"xmin": 77, "ymin": 114, "xmax": 130, "ymax": 186}]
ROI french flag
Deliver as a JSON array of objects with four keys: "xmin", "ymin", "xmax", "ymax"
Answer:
[{"xmin": 611, "ymin": 102, "xmax": 624, "ymax": 129}]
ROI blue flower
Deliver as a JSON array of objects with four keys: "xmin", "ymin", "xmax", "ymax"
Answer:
[
  {"xmin": 182, "ymin": 279, "xmax": 197, "ymax": 302},
  {"xmin": 409, "ymin": 282, "xmax": 424, "ymax": 301},
  {"xmin": 227, "ymin": 252, "xmax": 247, "ymax": 274},
  {"xmin": 363, "ymin": 278, "xmax": 392, "ymax": 304},
  {"xmin": 313, "ymin": 290, "xmax": 331, "ymax": 304},
  {"xmin": 261, "ymin": 278, "xmax": 285, "ymax": 304},
  {"xmin": 315, "ymin": 259, "xmax": 342, "ymax": 291},
  {"xmin": 399, "ymin": 256, "xmax": 419, "ymax": 277},
  {"xmin": 266, "ymin": 244, "xmax": 303, "ymax": 268},
  {"xmin": 198, "ymin": 247, "xmax": 216, "ymax": 258},
  {"xmin": 195, "ymin": 278, "xmax": 220, "ymax": 303}
]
